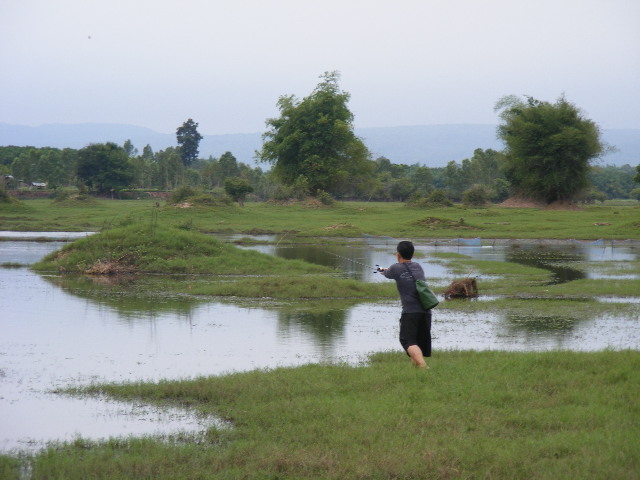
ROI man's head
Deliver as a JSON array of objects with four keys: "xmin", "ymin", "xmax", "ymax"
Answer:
[{"xmin": 396, "ymin": 241, "xmax": 414, "ymax": 260}]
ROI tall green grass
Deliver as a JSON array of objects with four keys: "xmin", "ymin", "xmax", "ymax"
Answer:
[{"xmin": 5, "ymin": 350, "xmax": 637, "ymax": 480}]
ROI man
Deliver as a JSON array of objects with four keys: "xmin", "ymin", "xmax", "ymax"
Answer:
[{"xmin": 378, "ymin": 241, "xmax": 432, "ymax": 368}]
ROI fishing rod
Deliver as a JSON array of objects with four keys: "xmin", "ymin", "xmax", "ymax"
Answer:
[{"xmin": 321, "ymin": 248, "xmax": 382, "ymax": 273}]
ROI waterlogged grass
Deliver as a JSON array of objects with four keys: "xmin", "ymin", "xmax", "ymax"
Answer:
[
  {"xmin": 3, "ymin": 350, "xmax": 636, "ymax": 480},
  {"xmin": 430, "ymin": 251, "xmax": 552, "ymax": 281},
  {"xmin": 528, "ymin": 278, "xmax": 640, "ymax": 298},
  {"xmin": 438, "ymin": 297, "xmax": 640, "ymax": 325}
]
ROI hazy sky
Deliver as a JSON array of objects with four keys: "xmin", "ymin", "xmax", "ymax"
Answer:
[{"xmin": 1, "ymin": 0, "xmax": 639, "ymax": 135}]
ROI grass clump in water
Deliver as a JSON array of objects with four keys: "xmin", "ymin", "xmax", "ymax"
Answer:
[
  {"xmin": 31, "ymin": 223, "xmax": 330, "ymax": 275},
  {"xmin": 10, "ymin": 350, "xmax": 639, "ymax": 479},
  {"xmin": 30, "ymin": 222, "xmax": 395, "ymax": 300}
]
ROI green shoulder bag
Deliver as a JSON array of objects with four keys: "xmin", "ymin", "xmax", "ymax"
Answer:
[{"xmin": 403, "ymin": 263, "xmax": 439, "ymax": 310}]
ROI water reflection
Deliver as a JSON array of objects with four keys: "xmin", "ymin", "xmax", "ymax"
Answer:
[
  {"xmin": 505, "ymin": 247, "xmax": 586, "ymax": 284},
  {"xmin": 277, "ymin": 309, "xmax": 349, "ymax": 358},
  {"xmin": 42, "ymin": 274, "xmax": 202, "ymax": 320}
]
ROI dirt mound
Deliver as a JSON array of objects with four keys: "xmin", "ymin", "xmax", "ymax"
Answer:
[
  {"xmin": 499, "ymin": 196, "xmax": 582, "ymax": 210},
  {"xmin": 85, "ymin": 258, "xmax": 137, "ymax": 275}
]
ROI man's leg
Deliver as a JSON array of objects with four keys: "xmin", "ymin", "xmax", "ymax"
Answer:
[{"xmin": 407, "ymin": 345, "xmax": 428, "ymax": 368}]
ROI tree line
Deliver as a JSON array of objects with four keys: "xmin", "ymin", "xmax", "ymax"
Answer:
[{"xmin": 1, "ymin": 72, "xmax": 639, "ymax": 205}]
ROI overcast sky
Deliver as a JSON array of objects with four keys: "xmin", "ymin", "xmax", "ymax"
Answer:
[{"xmin": 1, "ymin": 0, "xmax": 639, "ymax": 135}]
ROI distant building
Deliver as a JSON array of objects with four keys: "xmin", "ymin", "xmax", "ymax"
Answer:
[{"xmin": 3, "ymin": 175, "xmax": 15, "ymax": 188}]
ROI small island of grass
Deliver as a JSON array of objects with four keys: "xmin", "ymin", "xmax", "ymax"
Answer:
[{"xmin": 31, "ymin": 222, "xmax": 395, "ymax": 300}]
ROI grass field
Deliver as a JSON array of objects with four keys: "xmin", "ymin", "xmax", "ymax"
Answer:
[
  {"xmin": 1, "ymin": 350, "xmax": 638, "ymax": 480},
  {"xmin": 1, "ymin": 198, "xmax": 639, "ymax": 240}
]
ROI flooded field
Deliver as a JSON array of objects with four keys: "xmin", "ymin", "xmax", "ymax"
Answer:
[{"xmin": 1, "ymin": 233, "xmax": 639, "ymax": 453}]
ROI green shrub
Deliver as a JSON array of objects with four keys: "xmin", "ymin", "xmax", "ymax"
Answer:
[
  {"xmin": 406, "ymin": 189, "xmax": 453, "ymax": 208},
  {"xmin": 168, "ymin": 186, "xmax": 198, "ymax": 204},
  {"xmin": 315, "ymin": 189, "xmax": 335, "ymax": 205},
  {"xmin": 462, "ymin": 184, "xmax": 492, "ymax": 206}
]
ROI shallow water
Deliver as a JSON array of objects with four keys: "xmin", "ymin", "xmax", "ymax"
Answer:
[{"xmin": 1, "ymin": 234, "xmax": 639, "ymax": 454}]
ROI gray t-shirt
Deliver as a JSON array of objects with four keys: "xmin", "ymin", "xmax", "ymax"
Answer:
[{"xmin": 382, "ymin": 261, "xmax": 426, "ymax": 314}]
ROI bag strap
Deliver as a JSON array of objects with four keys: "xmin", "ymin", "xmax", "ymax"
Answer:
[{"xmin": 402, "ymin": 262, "xmax": 416, "ymax": 281}]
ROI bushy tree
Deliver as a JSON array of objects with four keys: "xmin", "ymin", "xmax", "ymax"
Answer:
[
  {"xmin": 259, "ymin": 71, "xmax": 372, "ymax": 196},
  {"xmin": 176, "ymin": 118, "xmax": 203, "ymax": 167},
  {"xmin": 77, "ymin": 143, "xmax": 133, "ymax": 194},
  {"xmin": 495, "ymin": 95, "xmax": 604, "ymax": 203},
  {"xmin": 462, "ymin": 184, "xmax": 491, "ymax": 206},
  {"xmin": 224, "ymin": 177, "xmax": 254, "ymax": 207}
]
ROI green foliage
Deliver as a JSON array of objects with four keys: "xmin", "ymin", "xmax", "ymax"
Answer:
[
  {"xmin": 168, "ymin": 186, "xmax": 232, "ymax": 207},
  {"xmin": 0, "ymin": 182, "xmax": 13, "ymax": 203},
  {"xmin": 259, "ymin": 71, "xmax": 373, "ymax": 197},
  {"xmin": 175, "ymin": 118, "xmax": 203, "ymax": 167},
  {"xmin": 407, "ymin": 189, "xmax": 453, "ymax": 208},
  {"xmin": 575, "ymin": 187, "xmax": 607, "ymax": 204},
  {"xmin": 589, "ymin": 164, "xmax": 637, "ymax": 199},
  {"xmin": 224, "ymin": 177, "xmax": 254, "ymax": 206},
  {"xmin": 462, "ymin": 184, "xmax": 492, "ymax": 206},
  {"xmin": 0, "ymin": 146, "xmax": 34, "ymax": 167},
  {"xmin": 10, "ymin": 147, "xmax": 78, "ymax": 188},
  {"xmin": 496, "ymin": 95, "xmax": 604, "ymax": 203},
  {"xmin": 315, "ymin": 189, "xmax": 335, "ymax": 205},
  {"xmin": 168, "ymin": 185, "xmax": 197, "ymax": 204},
  {"xmin": 52, "ymin": 188, "xmax": 98, "ymax": 206},
  {"xmin": 77, "ymin": 143, "xmax": 133, "ymax": 194}
]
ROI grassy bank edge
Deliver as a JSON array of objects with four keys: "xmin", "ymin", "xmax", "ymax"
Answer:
[{"xmin": 2, "ymin": 349, "xmax": 638, "ymax": 479}]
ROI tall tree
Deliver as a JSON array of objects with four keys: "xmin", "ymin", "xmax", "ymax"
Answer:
[
  {"xmin": 258, "ymin": 71, "xmax": 372, "ymax": 196},
  {"xmin": 219, "ymin": 151, "xmax": 240, "ymax": 179},
  {"xmin": 495, "ymin": 95, "xmax": 604, "ymax": 203},
  {"xmin": 77, "ymin": 143, "xmax": 133, "ymax": 194},
  {"xmin": 176, "ymin": 118, "xmax": 203, "ymax": 167}
]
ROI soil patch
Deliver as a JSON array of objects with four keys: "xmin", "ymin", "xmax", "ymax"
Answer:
[
  {"xmin": 415, "ymin": 217, "xmax": 478, "ymax": 230},
  {"xmin": 499, "ymin": 196, "xmax": 582, "ymax": 210}
]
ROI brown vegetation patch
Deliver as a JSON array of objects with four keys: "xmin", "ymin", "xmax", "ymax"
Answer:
[
  {"xmin": 415, "ymin": 217, "xmax": 478, "ymax": 230},
  {"xmin": 323, "ymin": 223, "xmax": 355, "ymax": 231},
  {"xmin": 303, "ymin": 198, "xmax": 325, "ymax": 208},
  {"xmin": 499, "ymin": 196, "xmax": 582, "ymax": 210},
  {"xmin": 85, "ymin": 258, "xmax": 138, "ymax": 275},
  {"xmin": 444, "ymin": 278, "xmax": 479, "ymax": 299}
]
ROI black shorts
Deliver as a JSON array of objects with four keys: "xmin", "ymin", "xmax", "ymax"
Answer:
[{"xmin": 399, "ymin": 311, "xmax": 432, "ymax": 357}]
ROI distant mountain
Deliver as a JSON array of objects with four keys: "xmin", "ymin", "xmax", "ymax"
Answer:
[{"xmin": 1, "ymin": 122, "xmax": 637, "ymax": 168}]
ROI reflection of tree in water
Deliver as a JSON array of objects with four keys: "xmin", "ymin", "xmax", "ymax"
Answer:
[
  {"xmin": 506, "ymin": 246, "xmax": 586, "ymax": 284},
  {"xmin": 274, "ymin": 245, "xmax": 373, "ymax": 281},
  {"xmin": 501, "ymin": 311, "xmax": 584, "ymax": 349},
  {"xmin": 40, "ymin": 274, "xmax": 200, "ymax": 321},
  {"xmin": 277, "ymin": 308, "xmax": 348, "ymax": 357},
  {"xmin": 505, "ymin": 313, "xmax": 579, "ymax": 333}
]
